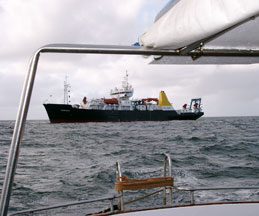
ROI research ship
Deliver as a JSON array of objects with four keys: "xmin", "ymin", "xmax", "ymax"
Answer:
[{"xmin": 43, "ymin": 73, "xmax": 204, "ymax": 123}]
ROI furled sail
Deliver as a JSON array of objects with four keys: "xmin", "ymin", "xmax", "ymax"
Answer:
[{"xmin": 139, "ymin": 0, "xmax": 259, "ymax": 49}]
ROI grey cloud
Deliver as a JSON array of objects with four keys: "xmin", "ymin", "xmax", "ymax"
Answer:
[{"xmin": 1, "ymin": 0, "xmax": 259, "ymax": 120}]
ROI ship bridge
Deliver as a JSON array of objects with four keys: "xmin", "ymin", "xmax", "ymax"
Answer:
[{"xmin": 110, "ymin": 72, "xmax": 134, "ymax": 101}]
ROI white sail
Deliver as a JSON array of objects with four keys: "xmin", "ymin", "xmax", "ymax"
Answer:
[{"xmin": 139, "ymin": 0, "xmax": 259, "ymax": 49}]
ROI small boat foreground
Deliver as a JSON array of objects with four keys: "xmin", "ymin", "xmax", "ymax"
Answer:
[{"xmin": 8, "ymin": 154, "xmax": 259, "ymax": 216}]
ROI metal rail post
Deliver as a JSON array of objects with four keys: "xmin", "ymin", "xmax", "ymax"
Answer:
[
  {"xmin": 163, "ymin": 154, "xmax": 172, "ymax": 206},
  {"xmin": 116, "ymin": 161, "xmax": 124, "ymax": 211}
]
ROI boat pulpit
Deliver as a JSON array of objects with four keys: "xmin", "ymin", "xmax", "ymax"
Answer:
[{"xmin": 115, "ymin": 154, "xmax": 173, "ymax": 211}]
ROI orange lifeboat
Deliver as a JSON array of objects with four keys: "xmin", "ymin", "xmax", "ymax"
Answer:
[{"xmin": 104, "ymin": 98, "xmax": 118, "ymax": 104}]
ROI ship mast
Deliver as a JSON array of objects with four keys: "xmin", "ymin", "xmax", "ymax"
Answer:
[
  {"xmin": 64, "ymin": 76, "xmax": 71, "ymax": 104},
  {"xmin": 110, "ymin": 71, "xmax": 134, "ymax": 101}
]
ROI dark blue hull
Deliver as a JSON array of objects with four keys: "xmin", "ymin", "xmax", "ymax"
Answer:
[{"xmin": 43, "ymin": 104, "xmax": 204, "ymax": 123}]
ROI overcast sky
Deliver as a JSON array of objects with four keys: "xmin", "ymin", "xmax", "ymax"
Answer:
[{"xmin": 1, "ymin": 0, "xmax": 259, "ymax": 120}]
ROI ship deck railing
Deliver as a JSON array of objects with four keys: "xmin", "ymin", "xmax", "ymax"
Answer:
[
  {"xmin": 8, "ymin": 195, "xmax": 119, "ymax": 216},
  {"xmin": 7, "ymin": 154, "xmax": 259, "ymax": 215},
  {"xmin": 8, "ymin": 185, "xmax": 259, "ymax": 215},
  {"xmin": 173, "ymin": 185, "xmax": 259, "ymax": 205}
]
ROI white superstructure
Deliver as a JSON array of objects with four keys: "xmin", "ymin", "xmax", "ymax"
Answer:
[
  {"xmin": 79, "ymin": 73, "xmax": 177, "ymax": 112},
  {"xmin": 110, "ymin": 72, "xmax": 134, "ymax": 101},
  {"xmin": 77, "ymin": 73, "xmax": 202, "ymax": 113}
]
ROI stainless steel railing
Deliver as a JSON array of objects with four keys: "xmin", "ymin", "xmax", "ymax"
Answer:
[
  {"xmin": 116, "ymin": 154, "xmax": 173, "ymax": 210},
  {"xmin": 8, "ymin": 185, "xmax": 259, "ymax": 215},
  {"xmin": 163, "ymin": 154, "xmax": 172, "ymax": 205},
  {"xmin": 174, "ymin": 186, "xmax": 259, "ymax": 205},
  {"xmin": 8, "ymin": 195, "xmax": 119, "ymax": 216},
  {"xmin": 0, "ymin": 44, "xmax": 184, "ymax": 216}
]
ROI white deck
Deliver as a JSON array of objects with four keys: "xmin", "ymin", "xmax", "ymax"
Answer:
[{"xmin": 116, "ymin": 203, "xmax": 259, "ymax": 216}]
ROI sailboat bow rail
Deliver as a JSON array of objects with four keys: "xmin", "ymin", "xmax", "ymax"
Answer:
[
  {"xmin": 1, "ymin": 43, "xmax": 259, "ymax": 216},
  {"xmin": 37, "ymin": 44, "xmax": 259, "ymax": 57}
]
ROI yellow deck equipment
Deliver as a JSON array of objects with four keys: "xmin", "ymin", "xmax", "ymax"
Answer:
[{"xmin": 158, "ymin": 91, "xmax": 171, "ymax": 106}]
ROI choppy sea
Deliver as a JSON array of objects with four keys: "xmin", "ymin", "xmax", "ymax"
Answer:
[{"xmin": 1, "ymin": 117, "xmax": 259, "ymax": 215}]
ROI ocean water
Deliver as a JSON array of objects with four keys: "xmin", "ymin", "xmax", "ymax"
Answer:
[{"xmin": 1, "ymin": 117, "xmax": 259, "ymax": 215}]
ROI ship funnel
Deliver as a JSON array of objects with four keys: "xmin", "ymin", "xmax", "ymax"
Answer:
[{"xmin": 158, "ymin": 91, "xmax": 171, "ymax": 106}]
